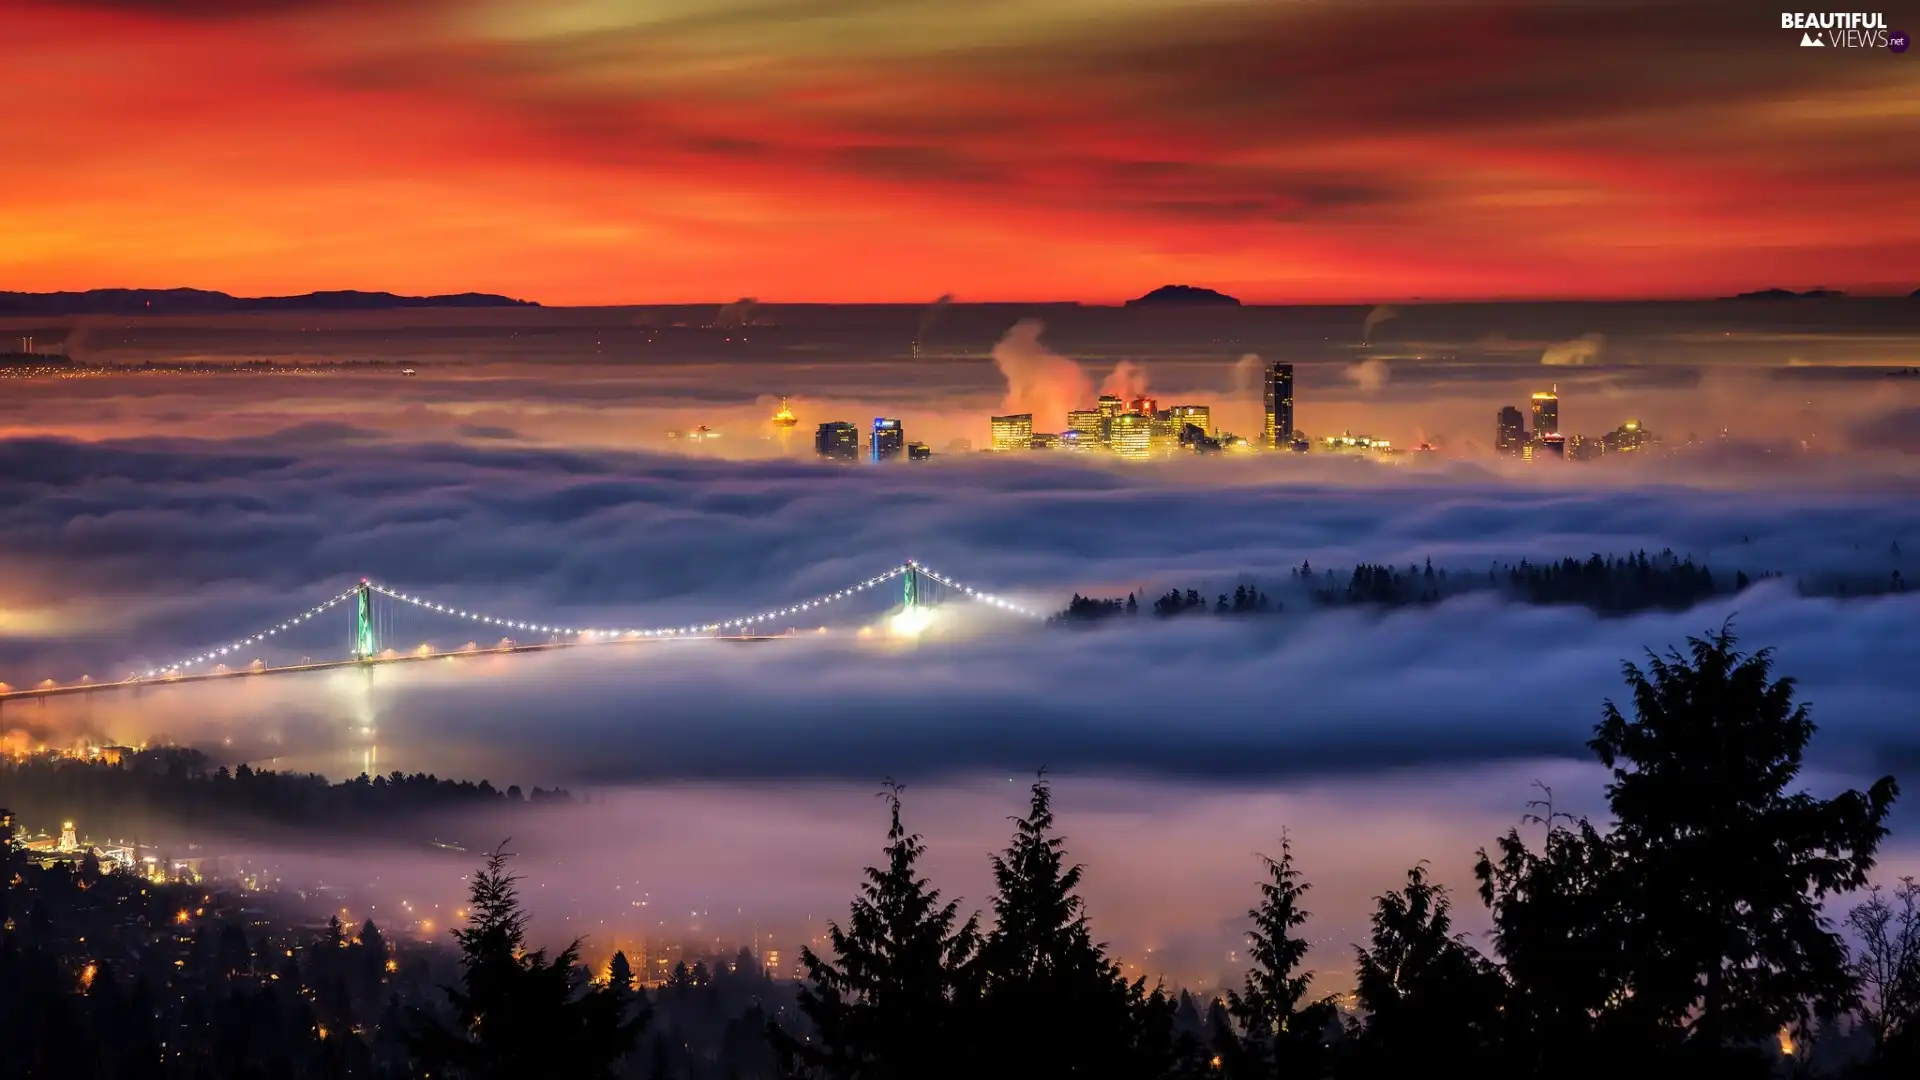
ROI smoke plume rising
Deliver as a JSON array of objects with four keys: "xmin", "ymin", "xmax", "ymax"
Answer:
[
  {"xmin": 1100, "ymin": 360, "xmax": 1151, "ymax": 403},
  {"xmin": 1345, "ymin": 359, "xmax": 1390, "ymax": 393},
  {"xmin": 992, "ymin": 320, "xmax": 1092, "ymax": 429},
  {"xmin": 1230, "ymin": 353, "xmax": 1265, "ymax": 399},
  {"xmin": 1362, "ymin": 305, "xmax": 1399, "ymax": 343},
  {"xmin": 1542, "ymin": 333, "xmax": 1605, "ymax": 366},
  {"xmin": 916, "ymin": 294, "xmax": 954, "ymax": 343},
  {"xmin": 63, "ymin": 318, "xmax": 95, "ymax": 364},
  {"xmin": 714, "ymin": 298, "xmax": 759, "ymax": 328}
]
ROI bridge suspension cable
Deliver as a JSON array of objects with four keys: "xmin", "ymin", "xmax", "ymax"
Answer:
[
  {"xmin": 907, "ymin": 562, "xmax": 1037, "ymax": 617},
  {"xmin": 144, "ymin": 585, "xmax": 363, "ymax": 678},
  {"xmin": 132, "ymin": 560, "xmax": 1036, "ymax": 682}
]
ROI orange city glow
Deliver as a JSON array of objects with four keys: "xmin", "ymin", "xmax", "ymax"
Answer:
[{"xmin": 2, "ymin": 2, "xmax": 1916, "ymax": 303}]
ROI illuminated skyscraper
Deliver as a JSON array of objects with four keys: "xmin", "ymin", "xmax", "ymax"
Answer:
[
  {"xmin": 1129, "ymin": 395, "xmax": 1158, "ymax": 416},
  {"xmin": 1263, "ymin": 363, "xmax": 1295, "ymax": 448},
  {"xmin": 1602, "ymin": 420, "xmax": 1652, "ymax": 454},
  {"xmin": 1496, "ymin": 406, "xmax": 1525, "ymax": 456},
  {"xmin": 990, "ymin": 413, "xmax": 1033, "ymax": 452},
  {"xmin": 1109, "ymin": 413, "xmax": 1152, "ymax": 460},
  {"xmin": 1537, "ymin": 433, "xmax": 1566, "ymax": 459},
  {"xmin": 1167, "ymin": 404, "xmax": 1211, "ymax": 436},
  {"xmin": 1148, "ymin": 411, "xmax": 1179, "ymax": 457},
  {"xmin": 1531, "ymin": 387, "xmax": 1560, "ymax": 437},
  {"xmin": 871, "ymin": 417, "xmax": 904, "ymax": 462},
  {"xmin": 1067, "ymin": 409, "xmax": 1104, "ymax": 443},
  {"xmin": 1097, "ymin": 395, "xmax": 1125, "ymax": 423},
  {"xmin": 907, "ymin": 442, "xmax": 931, "ymax": 461},
  {"xmin": 814, "ymin": 421, "xmax": 859, "ymax": 461}
]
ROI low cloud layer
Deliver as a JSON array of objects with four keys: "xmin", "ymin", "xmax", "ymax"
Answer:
[
  {"xmin": 1542, "ymin": 333, "xmax": 1606, "ymax": 367},
  {"xmin": 5, "ymin": 327, "xmax": 1918, "ymax": 986},
  {"xmin": 3, "ymin": 423, "xmax": 1916, "ymax": 793}
]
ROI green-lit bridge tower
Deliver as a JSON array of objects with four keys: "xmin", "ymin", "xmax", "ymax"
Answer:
[
  {"xmin": 902, "ymin": 561, "xmax": 920, "ymax": 611},
  {"xmin": 352, "ymin": 581, "xmax": 378, "ymax": 660}
]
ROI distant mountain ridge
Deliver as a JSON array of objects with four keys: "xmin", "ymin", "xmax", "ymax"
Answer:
[
  {"xmin": 1125, "ymin": 284, "xmax": 1241, "ymax": 307},
  {"xmin": 1722, "ymin": 287, "xmax": 1846, "ymax": 300},
  {"xmin": 0, "ymin": 288, "xmax": 539, "ymax": 315}
]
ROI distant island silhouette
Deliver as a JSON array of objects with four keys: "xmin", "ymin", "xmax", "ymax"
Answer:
[
  {"xmin": 1124, "ymin": 284, "xmax": 1241, "ymax": 307},
  {"xmin": 0, "ymin": 288, "xmax": 539, "ymax": 316},
  {"xmin": 1721, "ymin": 287, "xmax": 1846, "ymax": 301}
]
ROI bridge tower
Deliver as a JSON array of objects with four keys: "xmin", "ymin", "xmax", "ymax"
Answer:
[
  {"xmin": 902, "ymin": 561, "xmax": 920, "ymax": 611},
  {"xmin": 352, "ymin": 581, "xmax": 377, "ymax": 660}
]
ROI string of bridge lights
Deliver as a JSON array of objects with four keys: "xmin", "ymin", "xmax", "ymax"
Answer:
[
  {"xmin": 136, "ymin": 562, "xmax": 1037, "ymax": 680},
  {"xmin": 144, "ymin": 586, "xmax": 363, "ymax": 678},
  {"xmin": 911, "ymin": 564, "xmax": 1038, "ymax": 617},
  {"xmin": 365, "ymin": 566, "xmax": 913, "ymax": 639}
]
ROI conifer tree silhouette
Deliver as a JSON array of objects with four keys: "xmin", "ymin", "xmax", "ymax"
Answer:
[
  {"xmin": 1224, "ymin": 834, "xmax": 1333, "ymax": 1078},
  {"xmin": 977, "ymin": 771, "xmax": 1171, "ymax": 1078},
  {"xmin": 771, "ymin": 781, "xmax": 979, "ymax": 1080},
  {"xmin": 409, "ymin": 842, "xmax": 644, "ymax": 1079}
]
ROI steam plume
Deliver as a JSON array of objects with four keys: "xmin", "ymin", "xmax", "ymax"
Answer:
[
  {"xmin": 916, "ymin": 294, "xmax": 954, "ymax": 343},
  {"xmin": 1361, "ymin": 305, "xmax": 1398, "ymax": 343},
  {"xmin": 1099, "ymin": 360, "xmax": 1151, "ymax": 402},
  {"xmin": 64, "ymin": 318, "xmax": 95, "ymax": 364},
  {"xmin": 1230, "ymin": 353, "xmax": 1265, "ymax": 399},
  {"xmin": 1345, "ymin": 358, "xmax": 1390, "ymax": 393},
  {"xmin": 1541, "ymin": 333, "xmax": 1604, "ymax": 367},
  {"xmin": 992, "ymin": 320, "xmax": 1092, "ymax": 430},
  {"xmin": 714, "ymin": 298, "xmax": 758, "ymax": 328}
]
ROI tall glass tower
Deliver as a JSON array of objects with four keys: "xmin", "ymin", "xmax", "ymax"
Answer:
[
  {"xmin": 1263, "ymin": 362, "xmax": 1294, "ymax": 448},
  {"xmin": 871, "ymin": 418, "xmax": 904, "ymax": 461},
  {"xmin": 1531, "ymin": 387, "xmax": 1560, "ymax": 437}
]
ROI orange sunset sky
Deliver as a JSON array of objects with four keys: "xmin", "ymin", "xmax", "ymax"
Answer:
[{"xmin": 3, "ymin": 0, "xmax": 1917, "ymax": 305}]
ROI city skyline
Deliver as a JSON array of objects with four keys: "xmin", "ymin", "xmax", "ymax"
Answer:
[{"xmin": 6, "ymin": 6, "xmax": 1920, "ymax": 1073}]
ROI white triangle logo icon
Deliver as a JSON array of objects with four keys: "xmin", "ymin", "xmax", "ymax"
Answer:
[{"xmin": 1801, "ymin": 31, "xmax": 1824, "ymax": 46}]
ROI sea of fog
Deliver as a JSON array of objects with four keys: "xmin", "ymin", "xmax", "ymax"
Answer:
[{"xmin": 1, "ymin": 300, "xmax": 1917, "ymax": 988}]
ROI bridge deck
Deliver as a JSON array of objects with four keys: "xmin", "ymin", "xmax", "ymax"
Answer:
[{"xmin": 0, "ymin": 633, "xmax": 785, "ymax": 703}]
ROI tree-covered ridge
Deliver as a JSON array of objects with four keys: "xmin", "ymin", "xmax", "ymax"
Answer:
[
  {"xmin": 1053, "ymin": 546, "xmax": 1911, "ymax": 624},
  {"xmin": 1, "ymin": 747, "xmax": 570, "ymax": 845}
]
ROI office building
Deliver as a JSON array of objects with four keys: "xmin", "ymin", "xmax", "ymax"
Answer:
[
  {"xmin": 1497, "ymin": 406, "xmax": 1525, "ymax": 456},
  {"xmin": 815, "ymin": 421, "xmax": 859, "ymax": 461},
  {"xmin": 1067, "ymin": 409, "xmax": 1105, "ymax": 443},
  {"xmin": 1320, "ymin": 432, "xmax": 1391, "ymax": 455},
  {"xmin": 1602, "ymin": 420, "xmax": 1653, "ymax": 454},
  {"xmin": 1531, "ymin": 387, "xmax": 1560, "ymax": 437},
  {"xmin": 1030, "ymin": 432, "xmax": 1061, "ymax": 450},
  {"xmin": 907, "ymin": 442, "xmax": 931, "ymax": 461},
  {"xmin": 1148, "ymin": 411, "xmax": 1179, "ymax": 457},
  {"xmin": 1097, "ymin": 395, "xmax": 1125, "ymax": 425},
  {"xmin": 1059, "ymin": 430, "xmax": 1098, "ymax": 452},
  {"xmin": 1167, "ymin": 404, "xmax": 1211, "ymax": 436},
  {"xmin": 1263, "ymin": 363, "xmax": 1295, "ymax": 448},
  {"xmin": 1129, "ymin": 395, "xmax": 1158, "ymax": 416},
  {"xmin": 1537, "ymin": 433, "xmax": 1566, "ymax": 459},
  {"xmin": 990, "ymin": 413, "xmax": 1033, "ymax": 452},
  {"xmin": 1109, "ymin": 413, "xmax": 1152, "ymax": 460},
  {"xmin": 871, "ymin": 417, "xmax": 904, "ymax": 462}
]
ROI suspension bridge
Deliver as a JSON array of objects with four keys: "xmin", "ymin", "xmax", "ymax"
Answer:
[{"xmin": 0, "ymin": 560, "xmax": 1037, "ymax": 704}]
